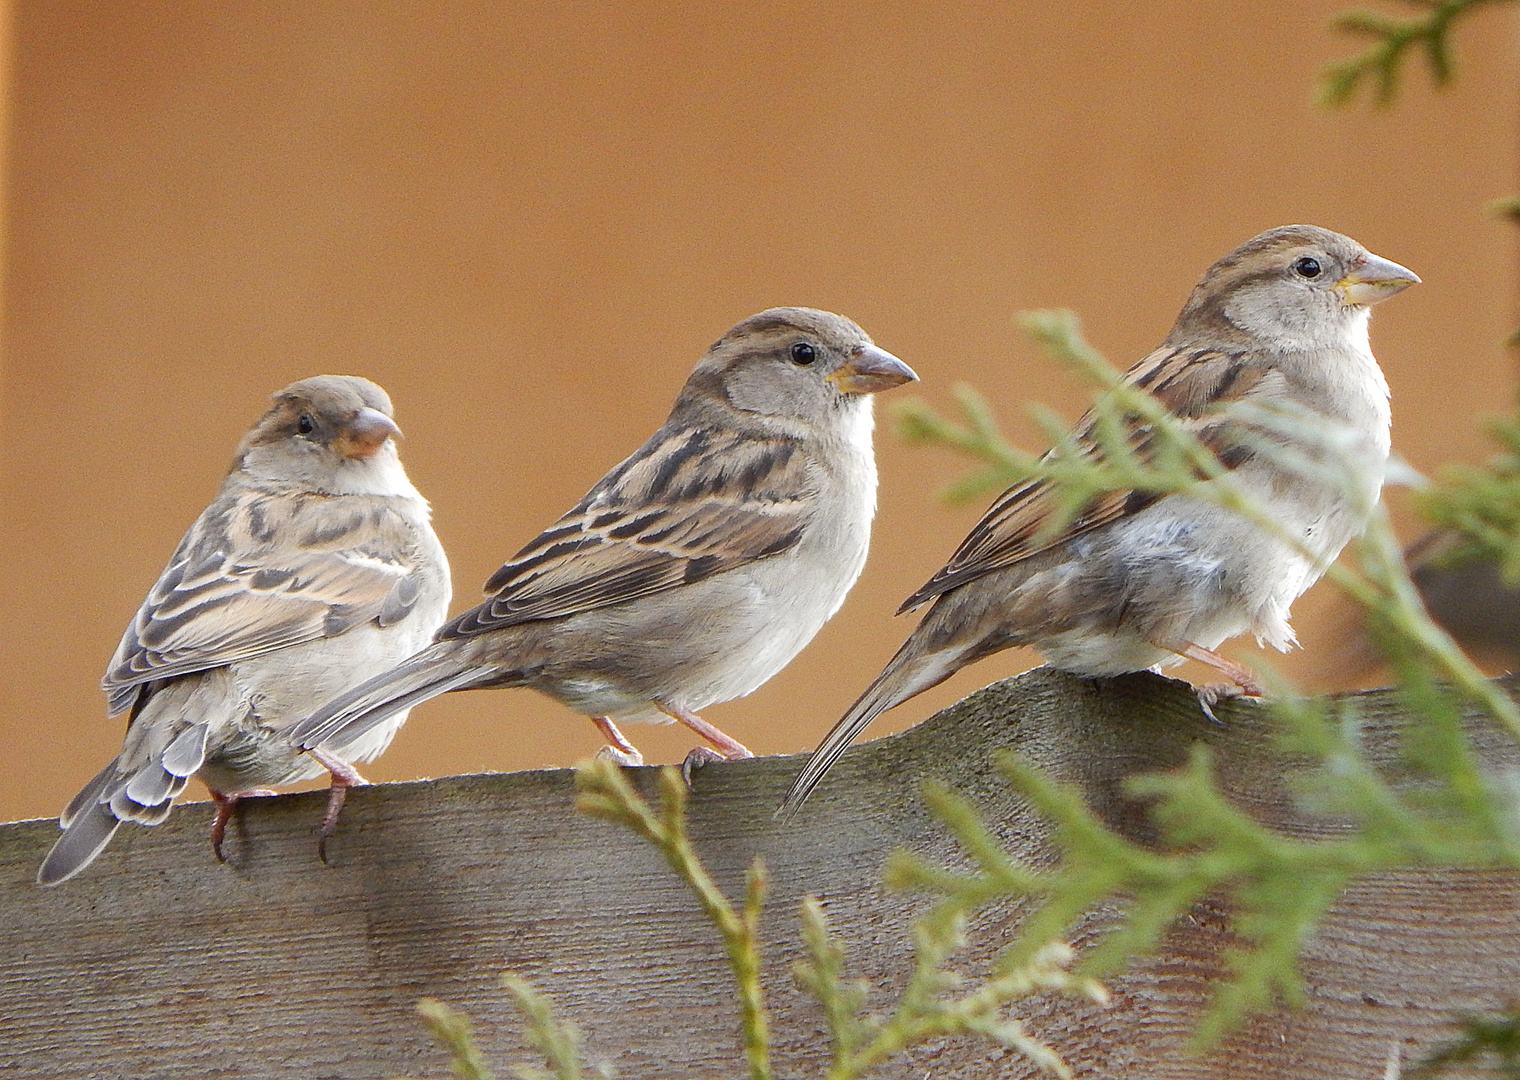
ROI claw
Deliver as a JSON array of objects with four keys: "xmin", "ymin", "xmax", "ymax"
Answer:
[
  {"xmin": 680, "ymin": 746, "xmax": 726, "ymax": 788},
  {"xmin": 595, "ymin": 743, "xmax": 644, "ymax": 767},
  {"xmin": 307, "ymin": 747, "xmax": 368, "ymax": 864},
  {"xmin": 209, "ymin": 791, "xmax": 237, "ymax": 862},
  {"xmin": 592, "ymin": 716, "xmax": 645, "ymax": 766},
  {"xmin": 1196, "ymin": 681, "xmax": 1256, "ymax": 725}
]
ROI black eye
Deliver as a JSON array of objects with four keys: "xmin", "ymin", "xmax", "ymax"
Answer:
[
  {"xmin": 297, "ymin": 415, "xmax": 315, "ymax": 435},
  {"xmin": 790, "ymin": 342, "xmax": 816, "ymax": 366},
  {"xmin": 1293, "ymin": 256, "xmax": 1322, "ymax": 279}
]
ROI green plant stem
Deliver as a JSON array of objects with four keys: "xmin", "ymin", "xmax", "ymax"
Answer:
[
  {"xmin": 1318, "ymin": 0, "xmax": 1508, "ymax": 107},
  {"xmin": 413, "ymin": 998, "xmax": 497, "ymax": 1080},
  {"xmin": 499, "ymin": 975, "xmax": 585, "ymax": 1080},
  {"xmin": 575, "ymin": 761, "xmax": 772, "ymax": 1080}
]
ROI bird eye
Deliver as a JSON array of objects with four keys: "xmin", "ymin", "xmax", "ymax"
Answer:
[
  {"xmin": 297, "ymin": 414, "xmax": 316, "ymax": 435},
  {"xmin": 1293, "ymin": 256, "xmax": 1322, "ymax": 279},
  {"xmin": 790, "ymin": 342, "xmax": 816, "ymax": 366}
]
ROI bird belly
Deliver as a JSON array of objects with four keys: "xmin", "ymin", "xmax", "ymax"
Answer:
[
  {"xmin": 1030, "ymin": 467, "xmax": 1375, "ymax": 676},
  {"xmin": 527, "ymin": 512, "xmax": 871, "ymax": 721},
  {"xmin": 200, "ymin": 614, "xmax": 444, "ymax": 788}
]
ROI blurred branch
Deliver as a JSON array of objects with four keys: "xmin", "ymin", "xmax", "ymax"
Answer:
[
  {"xmin": 1409, "ymin": 1005, "xmax": 1520, "ymax": 1077},
  {"xmin": 894, "ymin": 384, "xmax": 1036, "ymax": 504},
  {"xmin": 499, "ymin": 976, "xmax": 593, "ymax": 1080},
  {"xmin": 408, "ymin": 998, "xmax": 498, "ymax": 1080},
  {"xmin": 1489, "ymin": 194, "xmax": 1520, "ymax": 225},
  {"xmin": 1317, "ymin": 0, "xmax": 1510, "ymax": 107},
  {"xmin": 1416, "ymin": 411, "xmax": 1520, "ymax": 583}
]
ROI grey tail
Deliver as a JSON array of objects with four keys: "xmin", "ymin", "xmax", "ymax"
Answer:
[
  {"xmin": 37, "ymin": 796, "xmax": 121, "ymax": 886},
  {"xmin": 288, "ymin": 648, "xmax": 492, "ymax": 753},
  {"xmin": 38, "ymin": 721, "xmax": 208, "ymax": 886},
  {"xmin": 775, "ymin": 630, "xmax": 969, "ymax": 821}
]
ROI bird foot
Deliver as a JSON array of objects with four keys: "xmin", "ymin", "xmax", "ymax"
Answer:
[
  {"xmin": 307, "ymin": 747, "xmax": 369, "ymax": 865},
  {"xmin": 1195, "ymin": 681, "xmax": 1260, "ymax": 724},
  {"xmin": 595, "ymin": 743, "xmax": 645, "ymax": 767},
  {"xmin": 207, "ymin": 788, "xmax": 277, "ymax": 862},
  {"xmin": 591, "ymin": 716, "xmax": 645, "ymax": 768},
  {"xmin": 1171, "ymin": 641, "xmax": 1263, "ymax": 723},
  {"xmin": 680, "ymin": 746, "xmax": 728, "ymax": 787}
]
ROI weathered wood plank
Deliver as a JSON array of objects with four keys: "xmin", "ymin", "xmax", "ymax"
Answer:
[{"xmin": 3, "ymin": 669, "xmax": 1518, "ymax": 1078}]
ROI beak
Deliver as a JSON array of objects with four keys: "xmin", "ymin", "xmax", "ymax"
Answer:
[
  {"xmin": 337, "ymin": 407, "xmax": 401, "ymax": 459},
  {"xmin": 827, "ymin": 345, "xmax": 919, "ymax": 395},
  {"xmin": 1335, "ymin": 253, "xmax": 1421, "ymax": 307}
]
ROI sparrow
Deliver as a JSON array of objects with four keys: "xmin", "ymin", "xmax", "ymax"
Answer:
[
  {"xmin": 287, "ymin": 307, "xmax": 917, "ymax": 812},
  {"xmin": 38, "ymin": 376, "xmax": 451, "ymax": 884},
  {"xmin": 779, "ymin": 225, "xmax": 1419, "ymax": 816}
]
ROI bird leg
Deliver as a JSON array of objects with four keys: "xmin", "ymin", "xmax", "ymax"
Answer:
[
  {"xmin": 1171, "ymin": 641, "xmax": 1264, "ymax": 723},
  {"xmin": 307, "ymin": 746, "xmax": 370, "ymax": 863},
  {"xmin": 658, "ymin": 703, "xmax": 753, "ymax": 759},
  {"xmin": 656, "ymin": 703, "xmax": 753, "ymax": 786},
  {"xmin": 207, "ymin": 787, "xmax": 277, "ymax": 862},
  {"xmin": 592, "ymin": 716, "xmax": 645, "ymax": 766}
]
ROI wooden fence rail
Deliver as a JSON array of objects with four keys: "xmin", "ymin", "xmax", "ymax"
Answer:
[{"xmin": 3, "ymin": 668, "xmax": 1518, "ymax": 1078}]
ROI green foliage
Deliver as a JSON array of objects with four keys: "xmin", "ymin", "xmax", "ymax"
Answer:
[
  {"xmin": 1417, "ymin": 413, "xmax": 1520, "ymax": 580},
  {"xmin": 888, "ymin": 311, "xmax": 1520, "ymax": 1046},
  {"xmin": 575, "ymin": 760, "xmax": 1103, "ymax": 1080},
  {"xmin": 406, "ymin": 759, "xmax": 1103, "ymax": 1078},
  {"xmin": 793, "ymin": 881, "xmax": 1103, "ymax": 1079},
  {"xmin": 575, "ymin": 762, "xmax": 774, "ymax": 1080},
  {"xmin": 409, "ymin": 998, "xmax": 496, "ymax": 1080},
  {"xmin": 1489, "ymin": 194, "xmax": 1520, "ymax": 225},
  {"xmin": 1317, "ymin": 0, "xmax": 1510, "ymax": 107},
  {"xmin": 400, "ymin": 978, "xmax": 602, "ymax": 1080},
  {"xmin": 895, "ymin": 385, "xmax": 1031, "ymax": 504},
  {"xmin": 498, "ymin": 975, "xmax": 599, "ymax": 1080},
  {"xmin": 1410, "ymin": 1006, "xmax": 1520, "ymax": 1076}
]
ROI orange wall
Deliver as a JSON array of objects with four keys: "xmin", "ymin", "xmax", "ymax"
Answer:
[{"xmin": 2, "ymin": 3, "xmax": 1516, "ymax": 825}]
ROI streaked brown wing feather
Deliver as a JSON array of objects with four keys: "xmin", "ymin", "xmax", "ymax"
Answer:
[
  {"xmin": 441, "ymin": 423, "xmax": 816, "ymax": 637},
  {"xmin": 899, "ymin": 344, "xmax": 1268, "ymax": 612},
  {"xmin": 104, "ymin": 490, "xmax": 426, "ymax": 702}
]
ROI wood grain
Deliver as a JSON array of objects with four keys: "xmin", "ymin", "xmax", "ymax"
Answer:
[{"xmin": 3, "ymin": 668, "xmax": 1518, "ymax": 1079}]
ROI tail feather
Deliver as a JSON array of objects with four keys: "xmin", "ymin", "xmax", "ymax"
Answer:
[
  {"xmin": 41, "ymin": 720, "xmax": 211, "ymax": 886},
  {"xmin": 38, "ymin": 800, "xmax": 122, "ymax": 886},
  {"xmin": 59, "ymin": 762, "xmax": 114, "ymax": 829},
  {"xmin": 288, "ymin": 652, "xmax": 492, "ymax": 752},
  {"xmin": 122, "ymin": 759, "xmax": 179, "ymax": 808},
  {"xmin": 160, "ymin": 721, "xmax": 209, "ymax": 777},
  {"xmin": 776, "ymin": 635, "xmax": 969, "ymax": 820},
  {"xmin": 111, "ymin": 772, "xmax": 184, "ymax": 824}
]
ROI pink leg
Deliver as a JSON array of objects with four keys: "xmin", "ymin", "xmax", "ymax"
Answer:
[
  {"xmin": 1175, "ymin": 641, "xmax": 1264, "ymax": 695},
  {"xmin": 657, "ymin": 703, "xmax": 753, "ymax": 759},
  {"xmin": 592, "ymin": 716, "xmax": 644, "ymax": 766},
  {"xmin": 207, "ymin": 788, "xmax": 277, "ymax": 862},
  {"xmin": 1171, "ymin": 641, "xmax": 1264, "ymax": 722},
  {"xmin": 307, "ymin": 746, "xmax": 369, "ymax": 863}
]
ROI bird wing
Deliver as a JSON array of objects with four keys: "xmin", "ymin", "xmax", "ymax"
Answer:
[
  {"xmin": 103, "ymin": 489, "xmax": 430, "ymax": 709},
  {"xmin": 441, "ymin": 424, "xmax": 816, "ymax": 637},
  {"xmin": 899, "ymin": 344, "xmax": 1271, "ymax": 612}
]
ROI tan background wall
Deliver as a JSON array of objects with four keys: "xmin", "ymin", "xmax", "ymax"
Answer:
[{"xmin": 1, "ymin": 2, "xmax": 1515, "ymax": 827}]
